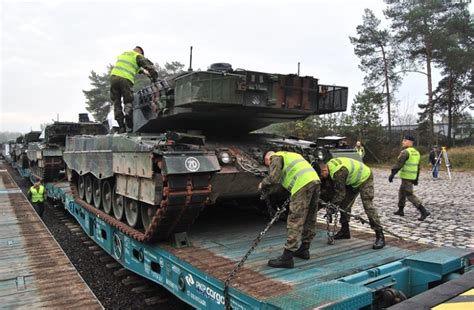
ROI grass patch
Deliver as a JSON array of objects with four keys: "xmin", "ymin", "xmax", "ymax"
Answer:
[{"xmin": 421, "ymin": 146, "xmax": 474, "ymax": 171}]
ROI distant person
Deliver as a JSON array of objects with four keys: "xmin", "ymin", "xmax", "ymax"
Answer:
[
  {"xmin": 27, "ymin": 180, "xmax": 47, "ymax": 217},
  {"xmin": 354, "ymin": 141, "xmax": 365, "ymax": 159},
  {"xmin": 429, "ymin": 145, "xmax": 441, "ymax": 179},
  {"xmin": 319, "ymin": 157, "xmax": 385, "ymax": 249},
  {"xmin": 389, "ymin": 134, "xmax": 430, "ymax": 221},
  {"xmin": 259, "ymin": 151, "xmax": 321, "ymax": 268},
  {"xmin": 110, "ymin": 46, "xmax": 158, "ymax": 133}
]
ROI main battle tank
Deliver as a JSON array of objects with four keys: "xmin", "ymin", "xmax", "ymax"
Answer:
[
  {"xmin": 27, "ymin": 114, "xmax": 107, "ymax": 181},
  {"xmin": 64, "ymin": 64, "xmax": 348, "ymax": 242},
  {"xmin": 14, "ymin": 131, "xmax": 42, "ymax": 168}
]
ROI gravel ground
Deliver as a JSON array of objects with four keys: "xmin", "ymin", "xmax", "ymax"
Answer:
[
  {"xmin": 6, "ymin": 164, "xmax": 192, "ymax": 310},
  {"xmin": 321, "ymin": 168, "xmax": 474, "ymax": 249}
]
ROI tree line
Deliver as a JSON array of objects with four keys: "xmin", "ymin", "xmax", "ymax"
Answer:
[{"xmin": 83, "ymin": 1, "xmax": 473, "ymax": 150}]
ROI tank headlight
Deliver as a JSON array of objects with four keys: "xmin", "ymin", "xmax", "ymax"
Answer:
[
  {"xmin": 317, "ymin": 150, "xmax": 324, "ymax": 161},
  {"xmin": 218, "ymin": 152, "xmax": 231, "ymax": 164}
]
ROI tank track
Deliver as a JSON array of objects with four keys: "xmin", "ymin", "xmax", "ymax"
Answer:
[
  {"xmin": 30, "ymin": 157, "xmax": 64, "ymax": 182},
  {"xmin": 71, "ymin": 173, "xmax": 212, "ymax": 243}
]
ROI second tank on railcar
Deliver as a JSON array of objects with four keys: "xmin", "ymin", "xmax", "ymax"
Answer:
[{"xmin": 28, "ymin": 114, "xmax": 107, "ymax": 181}]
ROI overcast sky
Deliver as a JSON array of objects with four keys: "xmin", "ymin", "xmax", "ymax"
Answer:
[{"xmin": 1, "ymin": 0, "xmax": 473, "ymax": 133}]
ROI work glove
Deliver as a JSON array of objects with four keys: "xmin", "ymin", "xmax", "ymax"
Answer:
[{"xmin": 388, "ymin": 174, "xmax": 394, "ymax": 183}]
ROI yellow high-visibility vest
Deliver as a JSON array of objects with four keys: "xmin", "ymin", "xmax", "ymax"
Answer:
[
  {"xmin": 327, "ymin": 157, "xmax": 371, "ymax": 188},
  {"xmin": 399, "ymin": 147, "xmax": 420, "ymax": 180},
  {"xmin": 273, "ymin": 151, "xmax": 319, "ymax": 196},
  {"xmin": 110, "ymin": 51, "xmax": 140, "ymax": 84},
  {"xmin": 30, "ymin": 185, "xmax": 45, "ymax": 203}
]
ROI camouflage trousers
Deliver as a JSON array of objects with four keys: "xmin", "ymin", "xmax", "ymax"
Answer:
[
  {"xmin": 398, "ymin": 179, "xmax": 422, "ymax": 209},
  {"xmin": 285, "ymin": 181, "xmax": 320, "ymax": 252},
  {"xmin": 338, "ymin": 173, "xmax": 382, "ymax": 231},
  {"xmin": 110, "ymin": 75, "xmax": 134, "ymax": 124}
]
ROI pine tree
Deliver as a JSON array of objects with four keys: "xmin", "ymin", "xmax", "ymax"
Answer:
[
  {"xmin": 384, "ymin": 0, "xmax": 453, "ymax": 144},
  {"xmin": 350, "ymin": 8, "xmax": 400, "ymax": 140}
]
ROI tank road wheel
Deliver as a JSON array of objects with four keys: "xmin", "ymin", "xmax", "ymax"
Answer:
[
  {"xmin": 85, "ymin": 175, "xmax": 94, "ymax": 204},
  {"xmin": 78, "ymin": 175, "xmax": 85, "ymax": 200},
  {"xmin": 125, "ymin": 198, "xmax": 142, "ymax": 228},
  {"xmin": 92, "ymin": 178, "xmax": 101, "ymax": 208},
  {"xmin": 112, "ymin": 184, "xmax": 124, "ymax": 220},
  {"xmin": 102, "ymin": 180, "xmax": 113, "ymax": 214},
  {"xmin": 140, "ymin": 204, "xmax": 158, "ymax": 230}
]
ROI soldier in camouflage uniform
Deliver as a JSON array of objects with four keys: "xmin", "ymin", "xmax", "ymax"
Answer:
[
  {"xmin": 110, "ymin": 46, "xmax": 158, "ymax": 133},
  {"xmin": 389, "ymin": 134, "xmax": 430, "ymax": 221},
  {"xmin": 259, "ymin": 151, "xmax": 321, "ymax": 268},
  {"xmin": 320, "ymin": 157, "xmax": 385, "ymax": 249}
]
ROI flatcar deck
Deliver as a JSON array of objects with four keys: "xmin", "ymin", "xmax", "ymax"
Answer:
[{"xmin": 0, "ymin": 163, "xmax": 102, "ymax": 309}]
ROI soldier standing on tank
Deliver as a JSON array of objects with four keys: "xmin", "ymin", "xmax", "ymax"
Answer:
[
  {"xmin": 110, "ymin": 46, "xmax": 159, "ymax": 133},
  {"xmin": 319, "ymin": 157, "xmax": 385, "ymax": 249},
  {"xmin": 27, "ymin": 180, "xmax": 47, "ymax": 217},
  {"xmin": 389, "ymin": 134, "xmax": 430, "ymax": 220},
  {"xmin": 258, "ymin": 151, "xmax": 321, "ymax": 269}
]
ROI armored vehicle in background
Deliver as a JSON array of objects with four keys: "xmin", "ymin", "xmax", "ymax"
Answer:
[
  {"xmin": 315, "ymin": 136, "xmax": 361, "ymax": 161},
  {"xmin": 64, "ymin": 64, "xmax": 348, "ymax": 242},
  {"xmin": 14, "ymin": 131, "xmax": 42, "ymax": 168},
  {"xmin": 28, "ymin": 115, "xmax": 107, "ymax": 182},
  {"xmin": 10, "ymin": 135, "xmax": 24, "ymax": 164}
]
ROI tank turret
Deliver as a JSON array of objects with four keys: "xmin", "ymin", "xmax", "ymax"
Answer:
[
  {"xmin": 133, "ymin": 67, "xmax": 347, "ymax": 134},
  {"xmin": 28, "ymin": 116, "xmax": 107, "ymax": 181}
]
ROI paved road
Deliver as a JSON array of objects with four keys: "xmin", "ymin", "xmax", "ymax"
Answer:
[{"xmin": 318, "ymin": 168, "xmax": 474, "ymax": 249}]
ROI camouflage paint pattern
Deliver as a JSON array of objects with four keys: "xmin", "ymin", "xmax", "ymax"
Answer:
[
  {"xmin": 285, "ymin": 182, "xmax": 320, "ymax": 251},
  {"xmin": 398, "ymin": 179, "xmax": 422, "ymax": 208}
]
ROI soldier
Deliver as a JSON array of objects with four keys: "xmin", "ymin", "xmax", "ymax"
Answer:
[
  {"xmin": 354, "ymin": 141, "xmax": 365, "ymax": 159},
  {"xmin": 110, "ymin": 46, "xmax": 159, "ymax": 133},
  {"xmin": 429, "ymin": 145, "xmax": 441, "ymax": 179},
  {"xmin": 27, "ymin": 180, "xmax": 47, "ymax": 217},
  {"xmin": 389, "ymin": 135, "xmax": 430, "ymax": 220},
  {"xmin": 259, "ymin": 151, "xmax": 321, "ymax": 268},
  {"xmin": 319, "ymin": 157, "xmax": 385, "ymax": 249}
]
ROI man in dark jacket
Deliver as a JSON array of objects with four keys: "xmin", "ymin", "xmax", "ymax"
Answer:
[
  {"xmin": 429, "ymin": 145, "xmax": 441, "ymax": 179},
  {"xmin": 389, "ymin": 135, "xmax": 430, "ymax": 220},
  {"xmin": 110, "ymin": 46, "xmax": 158, "ymax": 133}
]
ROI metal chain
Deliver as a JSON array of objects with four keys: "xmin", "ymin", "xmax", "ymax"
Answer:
[
  {"xmin": 223, "ymin": 198, "xmax": 290, "ymax": 310},
  {"xmin": 325, "ymin": 204, "xmax": 340, "ymax": 245},
  {"xmin": 319, "ymin": 200, "xmax": 404, "ymax": 240},
  {"xmin": 236, "ymin": 154, "xmax": 266, "ymax": 177}
]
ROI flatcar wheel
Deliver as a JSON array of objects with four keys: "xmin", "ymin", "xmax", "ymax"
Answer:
[
  {"xmin": 125, "ymin": 198, "xmax": 142, "ymax": 228},
  {"xmin": 78, "ymin": 175, "xmax": 85, "ymax": 199},
  {"xmin": 92, "ymin": 178, "xmax": 101, "ymax": 208},
  {"xmin": 141, "ymin": 204, "xmax": 158, "ymax": 230},
  {"xmin": 102, "ymin": 180, "xmax": 113, "ymax": 214},
  {"xmin": 112, "ymin": 184, "xmax": 124, "ymax": 220},
  {"xmin": 85, "ymin": 175, "xmax": 94, "ymax": 204}
]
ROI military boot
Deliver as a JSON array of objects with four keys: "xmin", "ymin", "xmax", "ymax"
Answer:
[
  {"xmin": 268, "ymin": 249, "xmax": 294, "ymax": 268},
  {"xmin": 373, "ymin": 229, "xmax": 385, "ymax": 249},
  {"xmin": 334, "ymin": 223, "xmax": 350, "ymax": 240},
  {"xmin": 124, "ymin": 114, "xmax": 133, "ymax": 132},
  {"xmin": 393, "ymin": 207, "xmax": 404, "ymax": 216},
  {"xmin": 116, "ymin": 119, "xmax": 126, "ymax": 134},
  {"xmin": 293, "ymin": 242, "xmax": 310, "ymax": 260},
  {"xmin": 417, "ymin": 205, "xmax": 430, "ymax": 221}
]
